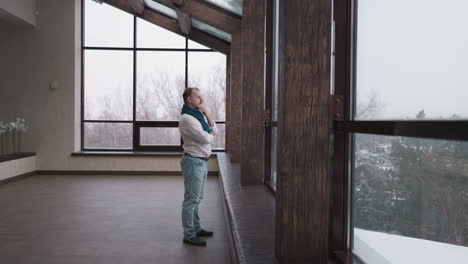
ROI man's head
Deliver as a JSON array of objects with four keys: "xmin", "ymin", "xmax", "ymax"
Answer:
[{"xmin": 183, "ymin": 87, "xmax": 203, "ymax": 108}]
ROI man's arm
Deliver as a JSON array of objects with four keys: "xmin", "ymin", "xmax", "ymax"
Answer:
[
  {"xmin": 180, "ymin": 115, "xmax": 214, "ymax": 144},
  {"xmin": 208, "ymin": 120, "xmax": 218, "ymax": 136}
]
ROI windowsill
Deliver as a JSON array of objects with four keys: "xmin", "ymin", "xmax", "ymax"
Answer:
[
  {"xmin": 71, "ymin": 151, "xmax": 219, "ymax": 158},
  {"xmin": 333, "ymin": 251, "xmax": 365, "ymax": 264},
  {"xmin": 0, "ymin": 152, "xmax": 36, "ymax": 163},
  {"xmin": 216, "ymin": 153, "xmax": 278, "ymax": 263},
  {"xmin": 264, "ymin": 180, "xmax": 277, "ymax": 194}
]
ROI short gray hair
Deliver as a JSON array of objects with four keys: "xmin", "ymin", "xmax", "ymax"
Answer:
[{"xmin": 183, "ymin": 87, "xmax": 200, "ymax": 104}]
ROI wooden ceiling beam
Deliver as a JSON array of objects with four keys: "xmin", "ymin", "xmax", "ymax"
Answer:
[
  {"xmin": 128, "ymin": 0, "xmax": 144, "ymax": 15},
  {"xmin": 102, "ymin": 0, "xmax": 230, "ymax": 54},
  {"xmin": 152, "ymin": 0, "xmax": 241, "ymax": 33},
  {"xmin": 175, "ymin": 9, "xmax": 192, "ymax": 35}
]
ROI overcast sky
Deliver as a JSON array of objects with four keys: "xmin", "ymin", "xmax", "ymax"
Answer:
[{"xmin": 356, "ymin": 0, "xmax": 468, "ymax": 120}]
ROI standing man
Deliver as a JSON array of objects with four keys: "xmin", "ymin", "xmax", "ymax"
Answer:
[{"xmin": 179, "ymin": 87, "xmax": 218, "ymax": 246}]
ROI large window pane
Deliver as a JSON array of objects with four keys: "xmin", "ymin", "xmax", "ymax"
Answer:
[
  {"xmin": 84, "ymin": 0, "xmax": 133, "ymax": 47},
  {"xmin": 212, "ymin": 123, "xmax": 225, "ymax": 149},
  {"xmin": 352, "ymin": 134, "xmax": 468, "ymax": 263},
  {"xmin": 140, "ymin": 127, "xmax": 180, "ymax": 145},
  {"xmin": 188, "ymin": 52, "xmax": 226, "ymax": 121},
  {"xmin": 137, "ymin": 18, "xmax": 186, "ymax": 49},
  {"xmin": 272, "ymin": 0, "xmax": 279, "ymax": 122},
  {"xmin": 355, "ymin": 0, "xmax": 468, "ymax": 120},
  {"xmin": 136, "ymin": 51, "xmax": 185, "ymax": 121},
  {"xmin": 188, "ymin": 40, "xmax": 210, "ymax": 50},
  {"xmin": 84, "ymin": 50, "xmax": 133, "ymax": 121},
  {"xmin": 271, "ymin": 127, "xmax": 278, "ymax": 185},
  {"xmin": 84, "ymin": 123, "xmax": 132, "ymax": 149}
]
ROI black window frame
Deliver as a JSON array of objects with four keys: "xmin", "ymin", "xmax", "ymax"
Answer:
[
  {"xmin": 81, "ymin": 0, "xmax": 226, "ymax": 152},
  {"xmin": 331, "ymin": 0, "xmax": 468, "ymax": 263}
]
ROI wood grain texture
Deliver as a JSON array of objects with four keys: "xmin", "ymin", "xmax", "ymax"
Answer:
[
  {"xmin": 229, "ymin": 30, "xmax": 242, "ymax": 163},
  {"xmin": 240, "ymin": 0, "xmax": 265, "ymax": 185},
  {"xmin": 103, "ymin": 0, "xmax": 230, "ymax": 54},
  {"xmin": 275, "ymin": 0, "xmax": 332, "ymax": 263},
  {"xmin": 128, "ymin": 0, "xmax": 144, "ymax": 15},
  {"xmin": 175, "ymin": 9, "xmax": 191, "ymax": 35},
  {"xmin": 172, "ymin": 0, "xmax": 184, "ymax": 6},
  {"xmin": 152, "ymin": 0, "xmax": 241, "ymax": 33}
]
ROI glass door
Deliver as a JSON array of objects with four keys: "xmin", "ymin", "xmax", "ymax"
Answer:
[{"xmin": 264, "ymin": 0, "xmax": 279, "ymax": 190}]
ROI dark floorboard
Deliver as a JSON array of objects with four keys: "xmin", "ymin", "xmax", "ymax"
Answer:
[{"xmin": 0, "ymin": 175, "xmax": 232, "ymax": 264}]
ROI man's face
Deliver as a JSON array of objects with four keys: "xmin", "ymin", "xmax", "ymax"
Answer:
[{"xmin": 188, "ymin": 89, "xmax": 203, "ymax": 108}]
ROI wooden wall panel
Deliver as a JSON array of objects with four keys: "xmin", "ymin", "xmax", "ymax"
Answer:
[
  {"xmin": 229, "ymin": 31, "xmax": 242, "ymax": 162},
  {"xmin": 241, "ymin": 0, "xmax": 265, "ymax": 185},
  {"xmin": 275, "ymin": 0, "xmax": 332, "ymax": 263}
]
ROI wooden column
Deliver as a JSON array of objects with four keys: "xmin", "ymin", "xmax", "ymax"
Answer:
[
  {"xmin": 229, "ymin": 30, "xmax": 242, "ymax": 162},
  {"xmin": 275, "ymin": 0, "xmax": 332, "ymax": 263},
  {"xmin": 241, "ymin": 0, "xmax": 265, "ymax": 185},
  {"xmin": 225, "ymin": 54, "xmax": 231, "ymax": 152}
]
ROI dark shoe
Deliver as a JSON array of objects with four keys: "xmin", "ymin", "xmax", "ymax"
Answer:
[
  {"xmin": 196, "ymin": 229, "xmax": 214, "ymax": 237},
  {"xmin": 183, "ymin": 237, "xmax": 207, "ymax": 246}
]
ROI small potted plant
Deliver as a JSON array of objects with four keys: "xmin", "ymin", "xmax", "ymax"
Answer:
[{"xmin": 15, "ymin": 118, "xmax": 28, "ymax": 153}]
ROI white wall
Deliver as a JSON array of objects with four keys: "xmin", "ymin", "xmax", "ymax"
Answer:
[
  {"xmin": 0, "ymin": 156, "xmax": 36, "ymax": 181},
  {"xmin": 0, "ymin": 0, "xmax": 218, "ymax": 172},
  {"xmin": 0, "ymin": 0, "xmax": 36, "ymax": 27}
]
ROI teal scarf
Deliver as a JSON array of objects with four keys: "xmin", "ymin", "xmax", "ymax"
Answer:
[{"xmin": 181, "ymin": 104, "xmax": 210, "ymax": 133}]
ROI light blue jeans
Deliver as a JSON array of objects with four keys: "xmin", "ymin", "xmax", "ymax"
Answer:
[{"xmin": 181, "ymin": 155, "xmax": 208, "ymax": 240}]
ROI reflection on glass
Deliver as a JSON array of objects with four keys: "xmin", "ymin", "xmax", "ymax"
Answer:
[
  {"xmin": 352, "ymin": 134, "xmax": 468, "ymax": 263},
  {"xmin": 84, "ymin": 50, "xmax": 133, "ymax": 121},
  {"xmin": 212, "ymin": 123, "xmax": 225, "ymax": 149},
  {"xmin": 188, "ymin": 40, "xmax": 210, "ymax": 50},
  {"xmin": 202, "ymin": 0, "xmax": 242, "ymax": 16},
  {"xmin": 84, "ymin": 0, "xmax": 133, "ymax": 47},
  {"xmin": 188, "ymin": 52, "xmax": 226, "ymax": 121},
  {"xmin": 355, "ymin": 0, "xmax": 468, "ymax": 120},
  {"xmin": 143, "ymin": 0, "xmax": 177, "ymax": 19},
  {"xmin": 271, "ymin": 127, "xmax": 278, "ymax": 185},
  {"xmin": 140, "ymin": 127, "xmax": 180, "ymax": 145},
  {"xmin": 272, "ymin": 0, "xmax": 279, "ymax": 121},
  {"xmin": 192, "ymin": 18, "xmax": 232, "ymax": 43},
  {"xmin": 137, "ymin": 18, "xmax": 185, "ymax": 48},
  {"xmin": 84, "ymin": 123, "xmax": 132, "ymax": 149},
  {"xmin": 136, "ymin": 51, "xmax": 185, "ymax": 121}
]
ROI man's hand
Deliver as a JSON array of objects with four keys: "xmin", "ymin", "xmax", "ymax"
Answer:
[
  {"xmin": 197, "ymin": 105, "xmax": 209, "ymax": 116},
  {"xmin": 197, "ymin": 104, "xmax": 215, "ymax": 127}
]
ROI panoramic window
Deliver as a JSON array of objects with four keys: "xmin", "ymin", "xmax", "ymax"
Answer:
[
  {"xmin": 351, "ymin": 0, "xmax": 468, "ymax": 263},
  {"xmin": 82, "ymin": 0, "xmax": 226, "ymax": 151}
]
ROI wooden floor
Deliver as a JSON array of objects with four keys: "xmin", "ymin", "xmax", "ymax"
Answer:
[{"xmin": 0, "ymin": 175, "xmax": 232, "ymax": 264}]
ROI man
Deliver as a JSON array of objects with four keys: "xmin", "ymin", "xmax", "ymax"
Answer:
[{"xmin": 179, "ymin": 87, "xmax": 218, "ymax": 246}]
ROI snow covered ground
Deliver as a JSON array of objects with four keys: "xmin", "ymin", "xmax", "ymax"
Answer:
[{"xmin": 353, "ymin": 228, "xmax": 468, "ymax": 264}]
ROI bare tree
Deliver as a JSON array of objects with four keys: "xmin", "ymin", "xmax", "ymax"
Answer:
[
  {"xmin": 355, "ymin": 90, "xmax": 384, "ymax": 120},
  {"xmin": 85, "ymin": 60, "xmax": 227, "ymax": 149}
]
